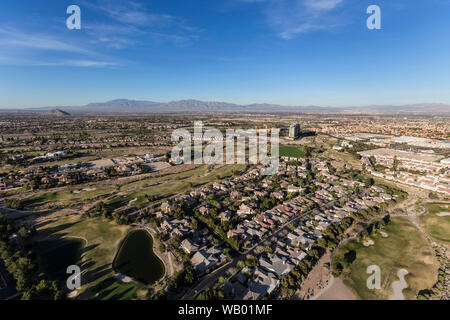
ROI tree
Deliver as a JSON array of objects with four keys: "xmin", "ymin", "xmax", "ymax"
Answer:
[
  {"xmin": 245, "ymin": 255, "xmax": 258, "ymax": 267},
  {"xmin": 184, "ymin": 266, "xmax": 195, "ymax": 285},
  {"xmin": 196, "ymin": 287, "xmax": 224, "ymax": 300},
  {"xmin": 365, "ymin": 177, "xmax": 375, "ymax": 188},
  {"xmin": 343, "ymin": 250, "xmax": 356, "ymax": 265},
  {"xmin": 3, "ymin": 198, "xmax": 23, "ymax": 210},
  {"xmin": 332, "ymin": 262, "xmax": 344, "ymax": 277},
  {"xmin": 237, "ymin": 260, "xmax": 245, "ymax": 269},
  {"xmin": 428, "ymin": 192, "xmax": 438, "ymax": 200},
  {"xmin": 17, "ymin": 227, "xmax": 29, "ymax": 239},
  {"xmin": 391, "ymin": 156, "xmax": 402, "ymax": 171}
]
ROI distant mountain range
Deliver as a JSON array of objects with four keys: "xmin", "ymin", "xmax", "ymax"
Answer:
[{"xmin": 2, "ymin": 99, "xmax": 450, "ymax": 114}]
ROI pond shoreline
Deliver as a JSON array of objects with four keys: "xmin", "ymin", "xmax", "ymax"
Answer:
[{"xmin": 112, "ymin": 228, "xmax": 165, "ymax": 286}]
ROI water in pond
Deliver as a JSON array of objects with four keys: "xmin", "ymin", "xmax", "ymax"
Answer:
[
  {"xmin": 34, "ymin": 238, "xmax": 84, "ymax": 280},
  {"xmin": 114, "ymin": 230, "xmax": 164, "ymax": 285}
]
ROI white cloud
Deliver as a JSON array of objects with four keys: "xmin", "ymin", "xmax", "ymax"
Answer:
[
  {"xmin": 83, "ymin": 0, "xmax": 201, "ymax": 47},
  {"xmin": 0, "ymin": 55, "xmax": 120, "ymax": 68},
  {"xmin": 303, "ymin": 0, "xmax": 343, "ymax": 11},
  {"xmin": 237, "ymin": 0, "xmax": 347, "ymax": 39},
  {"xmin": 0, "ymin": 28, "xmax": 90, "ymax": 54},
  {"xmin": 0, "ymin": 28, "xmax": 122, "ymax": 67},
  {"xmin": 96, "ymin": 1, "xmax": 173, "ymax": 26},
  {"xmin": 41, "ymin": 60, "xmax": 120, "ymax": 67},
  {"xmin": 0, "ymin": 1, "xmax": 200, "ymax": 68}
]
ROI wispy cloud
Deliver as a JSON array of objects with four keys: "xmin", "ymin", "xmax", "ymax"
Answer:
[
  {"xmin": 82, "ymin": 0, "xmax": 201, "ymax": 47},
  {"xmin": 33, "ymin": 60, "xmax": 120, "ymax": 67},
  {"xmin": 0, "ymin": 0, "xmax": 200, "ymax": 67},
  {"xmin": 237, "ymin": 0, "xmax": 347, "ymax": 39},
  {"xmin": 0, "ymin": 54, "xmax": 120, "ymax": 68},
  {"xmin": 0, "ymin": 28, "xmax": 122, "ymax": 67},
  {"xmin": 0, "ymin": 28, "xmax": 90, "ymax": 54},
  {"xmin": 96, "ymin": 1, "xmax": 175, "ymax": 27}
]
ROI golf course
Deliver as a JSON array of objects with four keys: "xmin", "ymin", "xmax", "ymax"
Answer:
[
  {"xmin": 333, "ymin": 217, "xmax": 439, "ymax": 300},
  {"xmin": 419, "ymin": 202, "xmax": 450, "ymax": 246}
]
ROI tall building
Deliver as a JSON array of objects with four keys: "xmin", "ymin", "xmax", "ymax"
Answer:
[{"xmin": 289, "ymin": 123, "xmax": 301, "ymax": 140}]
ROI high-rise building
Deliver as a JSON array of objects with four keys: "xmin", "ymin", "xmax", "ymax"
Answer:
[{"xmin": 289, "ymin": 123, "xmax": 301, "ymax": 140}]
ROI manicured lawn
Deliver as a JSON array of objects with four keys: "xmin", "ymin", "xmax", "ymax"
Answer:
[
  {"xmin": 119, "ymin": 165, "xmax": 209, "ymax": 193},
  {"xmin": 123, "ymin": 164, "xmax": 246, "ymax": 204},
  {"xmin": 92, "ymin": 277, "xmax": 140, "ymax": 300},
  {"xmin": 34, "ymin": 238, "xmax": 85, "ymax": 280},
  {"xmin": 279, "ymin": 145, "xmax": 306, "ymax": 158},
  {"xmin": 1, "ymin": 186, "xmax": 26, "ymax": 197},
  {"xmin": 334, "ymin": 217, "xmax": 439, "ymax": 300},
  {"xmin": 36, "ymin": 215, "xmax": 131, "ymax": 299},
  {"xmin": 22, "ymin": 187, "xmax": 116, "ymax": 209},
  {"xmin": 419, "ymin": 203, "xmax": 450, "ymax": 246}
]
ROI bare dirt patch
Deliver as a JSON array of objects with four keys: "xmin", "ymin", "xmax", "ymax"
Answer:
[
  {"xmin": 292, "ymin": 251, "xmax": 331, "ymax": 300},
  {"xmin": 315, "ymin": 277, "xmax": 357, "ymax": 300}
]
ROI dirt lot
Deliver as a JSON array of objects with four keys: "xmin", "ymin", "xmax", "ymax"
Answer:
[
  {"xmin": 314, "ymin": 277, "xmax": 357, "ymax": 300},
  {"xmin": 292, "ymin": 252, "xmax": 332, "ymax": 300}
]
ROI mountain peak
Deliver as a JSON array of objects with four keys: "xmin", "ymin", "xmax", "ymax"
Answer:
[{"xmin": 46, "ymin": 108, "xmax": 71, "ymax": 116}]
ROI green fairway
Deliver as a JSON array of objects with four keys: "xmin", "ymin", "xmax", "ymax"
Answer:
[
  {"xmin": 92, "ymin": 277, "xmax": 140, "ymax": 300},
  {"xmin": 22, "ymin": 186, "xmax": 116, "ymax": 209},
  {"xmin": 36, "ymin": 215, "xmax": 131, "ymax": 299},
  {"xmin": 122, "ymin": 164, "xmax": 246, "ymax": 205},
  {"xmin": 419, "ymin": 203, "xmax": 450, "ymax": 246},
  {"xmin": 333, "ymin": 217, "xmax": 439, "ymax": 300},
  {"xmin": 34, "ymin": 238, "xmax": 85, "ymax": 280},
  {"xmin": 279, "ymin": 145, "xmax": 306, "ymax": 158},
  {"xmin": 21, "ymin": 164, "xmax": 246, "ymax": 210}
]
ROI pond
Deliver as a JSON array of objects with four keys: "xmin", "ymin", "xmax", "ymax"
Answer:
[
  {"xmin": 34, "ymin": 238, "xmax": 85, "ymax": 281},
  {"xmin": 113, "ymin": 229, "xmax": 165, "ymax": 285}
]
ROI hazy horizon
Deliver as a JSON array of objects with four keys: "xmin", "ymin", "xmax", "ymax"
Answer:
[{"xmin": 1, "ymin": 98, "xmax": 450, "ymax": 111}]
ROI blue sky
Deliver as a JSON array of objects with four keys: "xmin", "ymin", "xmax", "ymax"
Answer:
[{"xmin": 0, "ymin": 0, "xmax": 450, "ymax": 108}]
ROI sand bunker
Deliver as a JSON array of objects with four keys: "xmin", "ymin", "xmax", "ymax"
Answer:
[
  {"xmin": 380, "ymin": 231, "xmax": 389, "ymax": 238},
  {"xmin": 363, "ymin": 239, "xmax": 375, "ymax": 247},
  {"xmin": 82, "ymin": 188, "xmax": 96, "ymax": 192},
  {"xmin": 114, "ymin": 273, "xmax": 133, "ymax": 283},
  {"xmin": 67, "ymin": 290, "xmax": 79, "ymax": 298},
  {"xmin": 389, "ymin": 269, "xmax": 409, "ymax": 300},
  {"xmin": 437, "ymin": 212, "xmax": 450, "ymax": 217}
]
